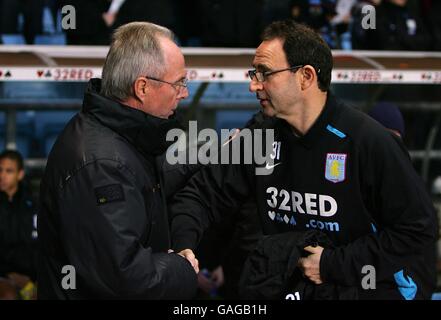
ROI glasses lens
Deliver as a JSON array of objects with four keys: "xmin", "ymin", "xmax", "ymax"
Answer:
[
  {"xmin": 248, "ymin": 70, "xmax": 265, "ymax": 82},
  {"xmin": 176, "ymin": 78, "xmax": 188, "ymax": 88}
]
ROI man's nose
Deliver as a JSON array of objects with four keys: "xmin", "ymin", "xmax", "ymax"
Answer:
[
  {"xmin": 179, "ymin": 86, "xmax": 189, "ymax": 99},
  {"xmin": 249, "ymin": 80, "xmax": 263, "ymax": 93}
]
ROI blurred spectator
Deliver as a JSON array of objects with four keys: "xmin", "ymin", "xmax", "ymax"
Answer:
[
  {"xmin": 0, "ymin": 0, "xmax": 2, "ymax": 44},
  {"xmin": 174, "ymin": 0, "xmax": 204, "ymax": 46},
  {"xmin": 368, "ymin": 102, "xmax": 405, "ymax": 138},
  {"xmin": 291, "ymin": 0, "xmax": 336, "ymax": 30},
  {"xmin": 0, "ymin": 278, "xmax": 17, "ymax": 299},
  {"xmin": 354, "ymin": 0, "xmax": 431, "ymax": 50},
  {"xmin": 102, "ymin": 0, "xmax": 126, "ymax": 28},
  {"xmin": 0, "ymin": 0, "xmax": 45, "ymax": 44},
  {"xmin": 422, "ymin": 0, "xmax": 441, "ymax": 51},
  {"xmin": 113, "ymin": 0, "xmax": 177, "ymax": 32},
  {"xmin": 331, "ymin": 0, "xmax": 356, "ymax": 28},
  {"xmin": 0, "ymin": 150, "xmax": 38, "ymax": 300},
  {"xmin": 197, "ymin": 266, "xmax": 224, "ymax": 299},
  {"xmin": 195, "ymin": 0, "xmax": 264, "ymax": 47},
  {"xmin": 45, "ymin": 0, "xmax": 60, "ymax": 32},
  {"xmin": 262, "ymin": 0, "xmax": 293, "ymax": 26},
  {"xmin": 350, "ymin": 0, "xmax": 381, "ymax": 49},
  {"xmin": 193, "ymin": 199, "xmax": 263, "ymax": 299},
  {"xmin": 194, "ymin": 222, "xmax": 230, "ymax": 299},
  {"xmin": 57, "ymin": 0, "xmax": 110, "ymax": 45},
  {"xmin": 290, "ymin": 0, "xmax": 338, "ymax": 47},
  {"xmin": 330, "ymin": 0, "xmax": 356, "ymax": 48}
]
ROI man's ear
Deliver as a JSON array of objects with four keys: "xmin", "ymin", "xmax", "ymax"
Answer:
[
  {"xmin": 133, "ymin": 77, "xmax": 148, "ymax": 102},
  {"xmin": 300, "ymin": 65, "xmax": 316, "ymax": 90},
  {"xmin": 18, "ymin": 169, "xmax": 24, "ymax": 182}
]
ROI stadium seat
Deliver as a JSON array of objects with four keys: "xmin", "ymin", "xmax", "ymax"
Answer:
[
  {"xmin": 34, "ymin": 34, "xmax": 66, "ymax": 45},
  {"xmin": 0, "ymin": 34, "xmax": 26, "ymax": 45},
  {"xmin": 432, "ymin": 292, "xmax": 441, "ymax": 300}
]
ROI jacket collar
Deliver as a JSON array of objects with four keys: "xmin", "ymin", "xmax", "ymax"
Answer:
[{"xmin": 82, "ymin": 78, "xmax": 183, "ymax": 156}]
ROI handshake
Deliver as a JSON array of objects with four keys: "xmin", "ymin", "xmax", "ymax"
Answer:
[{"xmin": 169, "ymin": 249, "xmax": 199, "ymax": 274}]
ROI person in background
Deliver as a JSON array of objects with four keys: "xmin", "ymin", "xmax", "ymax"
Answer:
[
  {"xmin": 57, "ymin": 0, "xmax": 111, "ymax": 45},
  {"xmin": 421, "ymin": 0, "xmax": 441, "ymax": 51},
  {"xmin": 330, "ymin": 0, "xmax": 356, "ymax": 48},
  {"xmin": 372, "ymin": 0, "xmax": 431, "ymax": 50},
  {"xmin": 368, "ymin": 102, "xmax": 411, "ymax": 162},
  {"xmin": 195, "ymin": 0, "xmax": 264, "ymax": 48},
  {"xmin": 350, "ymin": 0, "xmax": 382, "ymax": 49},
  {"xmin": 112, "ymin": 0, "xmax": 177, "ymax": 34},
  {"xmin": 0, "ymin": 0, "xmax": 3, "ymax": 44},
  {"xmin": 0, "ymin": 0, "xmax": 45, "ymax": 44},
  {"xmin": 368, "ymin": 102, "xmax": 405, "ymax": 138},
  {"xmin": 102, "ymin": 0, "xmax": 126, "ymax": 28},
  {"xmin": 0, "ymin": 150, "xmax": 38, "ymax": 300},
  {"xmin": 290, "ymin": 0, "xmax": 338, "ymax": 47}
]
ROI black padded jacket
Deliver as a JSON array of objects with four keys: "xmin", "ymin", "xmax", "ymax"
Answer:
[{"xmin": 38, "ymin": 79, "xmax": 197, "ymax": 299}]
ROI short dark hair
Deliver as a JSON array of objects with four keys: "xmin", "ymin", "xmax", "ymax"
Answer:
[
  {"xmin": 0, "ymin": 150, "xmax": 24, "ymax": 170},
  {"xmin": 261, "ymin": 20, "xmax": 333, "ymax": 92}
]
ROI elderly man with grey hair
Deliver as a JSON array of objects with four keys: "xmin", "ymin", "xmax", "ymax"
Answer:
[{"xmin": 38, "ymin": 22, "xmax": 198, "ymax": 299}]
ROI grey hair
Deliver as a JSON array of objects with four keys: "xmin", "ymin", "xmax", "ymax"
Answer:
[{"xmin": 100, "ymin": 22, "xmax": 175, "ymax": 101}]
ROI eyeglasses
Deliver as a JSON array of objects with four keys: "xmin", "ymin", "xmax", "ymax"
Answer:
[
  {"xmin": 248, "ymin": 65, "xmax": 304, "ymax": 82},
  {"xmin": 144, "ymin": 76, "xmax": 188, "ymax": 90}
]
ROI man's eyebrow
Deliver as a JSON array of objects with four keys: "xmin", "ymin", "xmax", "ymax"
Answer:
[
  {"xmin": 254, "ymin": 63, "xmax": 270, "ymax": 71},
  {"xmin": 175, "ymin": 75, "xmax": 187, "ymax": 82}
]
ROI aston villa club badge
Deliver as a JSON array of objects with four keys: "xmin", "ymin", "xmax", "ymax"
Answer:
[{"xmin": 325, "ymin": 153, "xmax": 347, "ymax": 183}]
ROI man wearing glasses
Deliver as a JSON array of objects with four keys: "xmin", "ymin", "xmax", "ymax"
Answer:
[
  {"xmin": 38, "ymin": 22, "xmax": 198, "ymax": 299},
  {"xmin": 170, "ymin": 20, "xmax": 437, "ymax": 299}
]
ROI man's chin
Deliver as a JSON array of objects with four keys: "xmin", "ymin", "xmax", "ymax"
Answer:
[
  {"xmin": 167, "ymin": 110, "xmax": 178, "ymax": 119},
  {"xmin": 261, "ymin": 104, "xmax": 276, "ymax": 117}
]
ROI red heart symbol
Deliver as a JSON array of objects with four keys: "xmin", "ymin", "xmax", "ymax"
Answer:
[
  {"xmin": 0, "ymin": 70, "xmax": 3, "ymax": 77},
  {"xmin": 37, "ymin": 70, "xmax": 44, "ymax": 77}
]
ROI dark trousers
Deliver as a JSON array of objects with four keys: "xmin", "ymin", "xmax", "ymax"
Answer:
[{"xmin": 1, "ymin": 0, "xmax": 44, "ymax": 44}]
